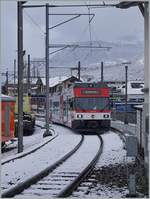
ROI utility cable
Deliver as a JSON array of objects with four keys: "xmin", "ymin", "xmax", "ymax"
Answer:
[
  {"xmin": 24, "ymin": 9, "xmax": 45, "ymax": 36},
  {"xmin": 88, "ymin": 7, "xmax": 92, "ymax": 48}
]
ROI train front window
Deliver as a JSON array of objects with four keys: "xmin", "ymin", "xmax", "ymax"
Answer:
[{"xmin": 75, "ymin": 98, "xmax": 109, "ymax": 110}]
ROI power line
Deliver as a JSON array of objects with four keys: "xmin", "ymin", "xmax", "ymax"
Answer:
[
  {"xmin": 88, "ymin": 8, "xmax": 92, "ymax": 50},
  {"xmin": 84, "ymin": 2, "xmax": 93, "ymax": 55},
  {"xmin": 24, "ymin": 9, "xmax": 45, "ymax": 35}
]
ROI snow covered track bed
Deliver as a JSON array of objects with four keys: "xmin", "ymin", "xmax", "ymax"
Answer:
[
  {"xmin": 1, "ymin": 125, "xmax": 82, "ymax": 197},
  {"xmin": 1, "ymin": 122, "xmax": 56, "ymax": 161},
  {"xmin": 2, "ymin": 131, "xmax": 57, "ymax": 165},
  {"xmin": 72, "ymin": 131, "xmax": 143, "ymax": 198},
  {"xmin": 2, "ymin": 132, "xmax": 102, "ymax": 198}
]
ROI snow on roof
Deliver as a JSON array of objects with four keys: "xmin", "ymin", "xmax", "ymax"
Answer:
[
  {"xmin": 32, "ymin": 86, "xmax": 38, "ymax": 90},
  {"xmin": 120, "ymin": 80, "xmax": 144, "ymax": 95},
  {"xmin": 6, "ymin": 75, "xmax": 79, "ymax": 88},
  {"xmin": 41, "ymin": 76, "xmax": 74, "ymax": 87},
  {"xmin": 8, "ymin": 78, "xmax": 27, "ymax": 84},
  {"xmin": 31, "ymin": 78, "xmax": 38, "ymax": 84}
]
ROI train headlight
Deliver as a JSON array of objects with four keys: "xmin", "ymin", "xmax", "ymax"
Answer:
[
  {"xmin": 77, "ymin": 114, "xmax": 83, "ymax": 118},
  {"xmin": 104, "ymin": 114, "xmax": 109, "ymax": 118}
]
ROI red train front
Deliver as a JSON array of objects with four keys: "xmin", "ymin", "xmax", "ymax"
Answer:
[
  {"xmin": 1, "ymin": 95, "xmax": 16, "ymax": 147},
  {"xmin": 51, "ymin": 82, "xmax": 111, "ymax": 132},
  {"xmin": 71, "ymin": 82, "xmax": 111, "ymax": 131}
]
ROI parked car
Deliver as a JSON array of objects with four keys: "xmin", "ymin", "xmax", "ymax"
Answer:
[
  {"xmin": 15, "ymin": 112, "xmax": 35, "ymax": 136},
  {"xmin": 15, "ymin": 95, "xmax": 36, "ymax": 136}
]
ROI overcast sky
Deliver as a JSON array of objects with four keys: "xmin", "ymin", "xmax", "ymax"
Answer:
[{"xmin": 1, "ymin": 0, "xmax": 144, "ymax": 72}]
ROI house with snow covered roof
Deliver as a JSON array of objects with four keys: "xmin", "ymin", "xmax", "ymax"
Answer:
[
  {"xmin": 30, "ymin": 76, "xmax": 81, "ymax": 112},
  {"xmin": 2, "ymin": 75, "xmax": 81, "ymax": 96}
]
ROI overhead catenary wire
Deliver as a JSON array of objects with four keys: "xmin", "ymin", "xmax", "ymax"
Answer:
[
  {"xmin": 24, "ymin": 9, "xmax": 45, "ymax": 36},
  {"xmin": 23, "ymin": 3, "xmax": 111, "ymax": 77},
  {"xmin": 88, "ymin": 7, "xmax": 92, "ymax": 48},
  {"xmin": 84, "ymin": 1, "xmax": 93, "ymax": 55},
  {"xmin": 49, "ymin": 15, "xmax": 81, "ymax": 30},
  {"xmin": 24, "ymin": 9, "xmax": 46, "ymax": 78}
]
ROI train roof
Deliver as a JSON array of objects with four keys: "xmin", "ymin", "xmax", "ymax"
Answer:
[
  {"xmin": 1, "ymin": 94, "xmax": 16, "ymax": 102},
  {"xmin": 73, "ymin": 82, "xmax": 109, "ymax": 88}
]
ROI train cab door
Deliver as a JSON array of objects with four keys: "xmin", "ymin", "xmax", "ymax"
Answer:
[
  {"xmin": 67, "ymin": 97, "xmax": 74, "ymax": 127},
  {"xmin": 63, "ymin": 96, "xmax": 69, "ymax": 125}
]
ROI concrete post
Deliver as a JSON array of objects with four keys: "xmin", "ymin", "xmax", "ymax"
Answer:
[
  {"xmin": 45, "ymin": 3, "xmax": 52, "ymax": 135},
  {"xmin": 143, "ymin": 2, "xmax": 149, "ymax": 178},
  {"xmin": 17, "ymin": 2, "xmax": 24, "ymax": 153}
]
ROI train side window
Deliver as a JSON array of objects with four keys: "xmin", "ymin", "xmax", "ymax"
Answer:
[{"xmin": 69, "ymin": 99, "xmax": 73, "ymax": 110}]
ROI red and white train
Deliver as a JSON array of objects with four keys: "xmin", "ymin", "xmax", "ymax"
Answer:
[{"xmin": 50, "ymin": 82, "xmax": 111, "ymax": 132}]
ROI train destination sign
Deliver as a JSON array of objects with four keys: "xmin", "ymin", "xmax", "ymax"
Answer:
[{"xmin": 82, "ymin": 90, "xmax": 100, "ymax": 95}]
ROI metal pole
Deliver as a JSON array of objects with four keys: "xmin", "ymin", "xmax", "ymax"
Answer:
[
  {"xmin": 45, "ymin": 3, "xmax": 51, "ymax": 134},
  {"xmin": 78, "ymin": 61, "xmax": 80, "ymax": 80},
  {"xmin": 34, "ymin": 65, "xmax": 36, "ymax": 78},
  {"xmin": 67, "ymin": 96, "xmax": 69, "ymax": 122},
  {"xmin": 17, "ymin": 2, "xmax": 24, "ymax": 153},
  {"xmin": 125, "ymin": 65, "xmax": 128, "ymax": 124},
  {"xmin": 101, "ymin": 61, "xmax": 103, "ymax": 82},
  {"xmin": 6, "ymin": 69, "xmax": 8, "ymax": 94},
  {"xmin": 37, "ymin": 68, "xmax": 39, "ymax": 77},
  {"xmin": 14, "ymin": 59, "xmax": 16, "ymax": 96},
  {"xmin": 27, "ymin": 54, "xmax": 31, "ymax": 95},
  {"xmin": 143, "ymin": 2, "xmax": 149, "ymax": 178}
]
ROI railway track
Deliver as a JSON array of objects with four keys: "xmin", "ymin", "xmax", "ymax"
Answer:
[
  {"xmin": 2, "ymin": 131, "xmax": 57, "ymax": 165},
  {"xmin": 71, "ymin": 128, "xmax": 128, "ymax": 198},
  {"xmin": 1, "ymin": 145, "xmax": 17, "ymax": 154},
  {"xmin": 2, "ymin": 131, "xmax": 103, "ymax": 198}
]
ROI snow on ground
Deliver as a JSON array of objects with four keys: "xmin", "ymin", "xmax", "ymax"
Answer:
[
  {"xmin": 1, "ymin": 124, "xmax": 81, "ymax": 192},
  {"xmin": 96, "ymin": 131, "xmax": 126, "ymax": 167},
  {"xmin": 1, "ymin": 120, "xmax": 55, "ymax": 161},
  {"xmin": 1, "ymin": 120, "xmax": 139, "ymax": 197},
  {"xmin": 87, "ymin": 184, "xmax": 128, "ymax": 198},
  {"xmin": 1, "ymin": 124, "xmax": 49, "ymax": 160},
  {"xmin": 54, "ymin": 135, "xmax": 100, "ymax": 172},
  {"xmin": 73, "ymin": 131, "xmax": 131, "ymax": 198},
  {"xmin": 21, "ymin": 135, "xmax": 100, "ymax": 196},
  {"xmin": 85, "ymin": 131, "xmax": 145, "ymax": 198},
  {"xmin": 35, "ymin": 119, "xmax": 45, "ymax": 127},
  {"xmin": 111, "ymin": 120, "xmax": 137, "ymax": 136}
]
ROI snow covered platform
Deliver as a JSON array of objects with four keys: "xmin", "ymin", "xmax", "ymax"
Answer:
[{"xmin": 111, "ymin": 120, "xmax": 136, "ymax": 136}]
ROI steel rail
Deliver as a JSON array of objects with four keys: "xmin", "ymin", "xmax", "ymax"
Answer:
[
  {"xmin": 110, "ymin": 126, "xmax": 126, "ymax": 143},
  {"xmin": 1, "ymin": 134, "xmax": 84, "ymax": 198},
  {"xmin": 57, "ymin": 135, "xmax": 103, "ymax": 197}
]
